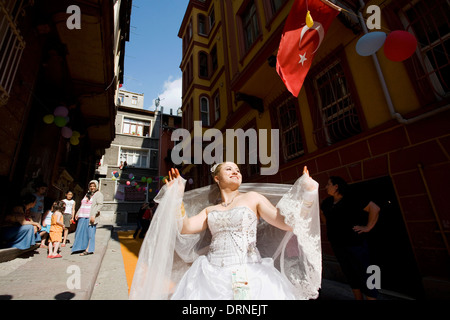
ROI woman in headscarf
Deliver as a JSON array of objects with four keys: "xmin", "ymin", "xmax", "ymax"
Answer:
[{"xmin": 71, "ymin": 180, "xmax": 103, "ymax": 256}]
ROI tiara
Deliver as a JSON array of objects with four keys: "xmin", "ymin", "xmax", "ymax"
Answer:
[{"xmin": 210, "ymin": 163, "xmax": 220, "ymax": 174}]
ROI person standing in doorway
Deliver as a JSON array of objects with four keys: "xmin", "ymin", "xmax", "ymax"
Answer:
[{"xmin": 320, "ymin": 176, "xmax": 380, "ymax": 300}]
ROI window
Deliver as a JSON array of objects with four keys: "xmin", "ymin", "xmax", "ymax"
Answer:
[
  {"xmin": 209, "ymin": 7, "xmax": 216, "ymax": 29},
  {"xmin": 400, "ymin": 0, "xmax": 449, "ymax": 98},
  {"xmin": 312, "ymin": 59, "xmax": 362, "ymax": 146},
  {"xmin": 199, "ymin": 52, "xmax": 209, "ymax": 78},
  {"xmin": 211, "ymin": 45, "xmax": 218, "ymax": 73},
  {"xmin": 200, "ymin": 96, "xmax": 210, "ymax": 126},
  {"xmin": 120, "ymin": 148, "xmax": 149, "ymax": 168},
  {"xmin": 183, "ymin": 19, "xmax": 193, "ymax": 53},
  {"xmin": 274, "ymin": 95, "xmax": 304, "ymax": 161},
  {"xmin": 214, "ymin": 92, "xmax": 221, "ymax": 122},
  {"xmin": 182, "ymin": 99, "xmax": 194, "ymax": 132},
  {"xmin": 122, "ymin": 117, "xmax": 150, "ymax": 136},
  {"xmin": 270, "ymin": 0, "xmax": 287, "ymax": 14},
  {"xmin": 241, "ymin": 1, "xmax": 260, "ymax": 52},
  {"xmin": 0, "ymin": 0, "xmax": 26, "ymax": 105},
  {"xmin": 118, "ymin": 93, "xmax": 124, "ymax": 104},
  {"xmin": 131, "ymin": 96, "xmax": 138, "ymax": 105},
  {"xmin": 198, "ymin": 14, "xmax": 207, "ymax": 35}
]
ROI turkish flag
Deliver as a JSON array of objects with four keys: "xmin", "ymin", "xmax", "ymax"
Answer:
[{"xmin": 276, "ymin": 0, "xmax": 340, "ymax": 97}]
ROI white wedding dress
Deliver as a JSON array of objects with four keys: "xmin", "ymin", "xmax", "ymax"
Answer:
[
  {"xmin": 129, "ymin": 174, "xmax": 321, "ymax": 300},
  {"xmin": 171, "ymin": 206, "xmax": 297, "ymax": 299}
]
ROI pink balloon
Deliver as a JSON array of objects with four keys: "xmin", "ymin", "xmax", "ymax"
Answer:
[
  {"xmin": 61, "ymin": 126, "xmax": 73, "ymax": 138},
  {"xmin": 126, "ymin": 181, "xmax": 131, "ymax": 185},
  {"xmin": 384, "ymin": 31, "xmax": 417, "ymax": 62},
  {"xmin": 54, "ymin": 106, "xmax": 69, "ymax": 117}
]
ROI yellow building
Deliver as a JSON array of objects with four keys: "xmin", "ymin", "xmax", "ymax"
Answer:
[{"xmin": 178, "ymin": 0, "xmax": 450, "ymax": 299}]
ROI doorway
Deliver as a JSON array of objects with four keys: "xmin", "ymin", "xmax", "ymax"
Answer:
[{"xmin": 352, "ymin": 176, "xmax": 424, "ymax": 299}]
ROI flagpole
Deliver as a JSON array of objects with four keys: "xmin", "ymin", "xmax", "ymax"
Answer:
[{"xmin": 319, "ymin": 0, "xmax": 343, "ymax": 12}]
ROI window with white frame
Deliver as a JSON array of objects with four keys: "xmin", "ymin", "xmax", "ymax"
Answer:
[
  {"xmin": 120, "ymin": 148, "xmax": 149, "ymax": 168},
  {"xmin": 122, "ymin": 117, "xmax": 151, "ymax": 136}
]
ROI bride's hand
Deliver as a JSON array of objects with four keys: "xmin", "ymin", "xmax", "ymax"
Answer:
[
  {"xmin": 165, "ymin": 168, "xmax": 180, "ymax": 187},
  {"xmin": 301, "ymin": 166, "xmax": 318, "ymax": 191},
  {"xmin": 303, "ymin": 166, "xmax": 310, "ymax": 177}
]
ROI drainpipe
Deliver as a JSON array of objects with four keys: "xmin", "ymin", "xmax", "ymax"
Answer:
[{"xmin": 356, "ymin": 0, "xmax": 450, "ymax": 124}]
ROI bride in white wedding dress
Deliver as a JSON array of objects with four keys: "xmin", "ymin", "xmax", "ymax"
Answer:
[{"xmin": 129, "ymin": 162, "xmax": 321, "ymax": 300}]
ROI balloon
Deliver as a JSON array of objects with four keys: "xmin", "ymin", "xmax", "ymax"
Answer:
[
  {"xmin": 128, "ymin": 173, "xmax": 134, "ymax": 179},
  {"xmin": 141, "ymin": 177, "xmax": 147, "ymax": 183},
  {"xmin": 61, "ymin": 127, "xmax": 73, "ymax": 138},
  {"xmin": 356, "ymin": 32, "xmax": 386, "ymax": 56},
  {"xmin": 126, "ymin": 181, "xmax": 131, "ymax": 185},
  {"xmin": 72, "ymin": 131, "xmax": 80, "ymax": 138},
  {"xmin": 188, "ymin": 178, "xmax": 194, "ymax": 185},
  {"xmin": 384, "ymin": 31, "xmax": 417, "ymax": 62},
  {"xmin": 69, "ymin": 136, "xmax": 79, "ymax": 145},
  {"xmin": 149, "ymin": 189, "xmax": 153, "ymax": 193},
  {"xmin": 147, "ymin": 177, "xmax": 152, "ymax": 183},
  {"xmin": 54, "ymin": 106, "xmax": 69, "ymax": 117},
  {"xmin": 112, "ymin": 177, "xmax": 116, "ymax": 181},
  {"xmin": 54, "ymin": 116, "xmax": 67, "ymax": 127},
  {"xmin": 114, "ymin": 172, "xmax": 119, "ymax": 178},
  {"xmin": 43, "ymin": 114, "xmax": 54, "ymax": 124}
]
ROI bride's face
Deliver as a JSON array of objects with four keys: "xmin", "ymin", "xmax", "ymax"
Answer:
[{"xmin": 214, "ymin": 162, "xmax": 242, "ymax": 186}]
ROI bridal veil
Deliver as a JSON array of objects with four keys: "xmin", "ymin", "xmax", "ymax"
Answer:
[{"xmin": 129, "ymin": 173, "xmax": 321, "ymax": 300}]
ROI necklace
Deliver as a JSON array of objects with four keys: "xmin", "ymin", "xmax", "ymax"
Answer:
[{"xmin": 221, "ymin": 193, "xmax": 239, "ymax": 207}]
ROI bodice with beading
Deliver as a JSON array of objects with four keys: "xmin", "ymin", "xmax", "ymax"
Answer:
[{"xmin": 207, "ymin": 206, "xmax": 261, "ymax": 267}]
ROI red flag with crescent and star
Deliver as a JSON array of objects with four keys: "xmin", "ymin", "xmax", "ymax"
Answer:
[{"xmin": 276, "ymin": 0, "xmax": 340, "ymax": 97}]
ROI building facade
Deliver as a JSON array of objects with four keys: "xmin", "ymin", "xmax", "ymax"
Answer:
[
  {"xmin": 97, "ymin": 89, "xmax": 160, "ymax": 224},
  {"xmin": 0, "ymin": 0, "xmax": 132, "ymax": 216},
  {"xmin": 178, "ymin": 0, "xmax": 450, "ymax": 298}
]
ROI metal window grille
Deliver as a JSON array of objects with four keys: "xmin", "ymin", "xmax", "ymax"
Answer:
[
  {"xmin": 275, "ymin": 94, "xmax": 304, "ymax": 161},
  {"xmin": 313, "ymin": 59, "xmax": 361, "ymax": 146},
  {"xmin": 0, "ymin": 0, "xmax": 26, "ymax": 105},
  {"xmin": 400, "ymin": 0, "xmax": 450, "ymax": 99}
]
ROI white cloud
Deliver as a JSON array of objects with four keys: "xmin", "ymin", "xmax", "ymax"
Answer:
[{"xmin": 155, "ymin": 76, "xmax": 182, "ymax": 114}]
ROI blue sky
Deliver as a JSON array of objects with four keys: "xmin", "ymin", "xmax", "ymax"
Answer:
[{"xmin": 121, "ymin": 0, "xmax": 190, "ymax": 113}]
